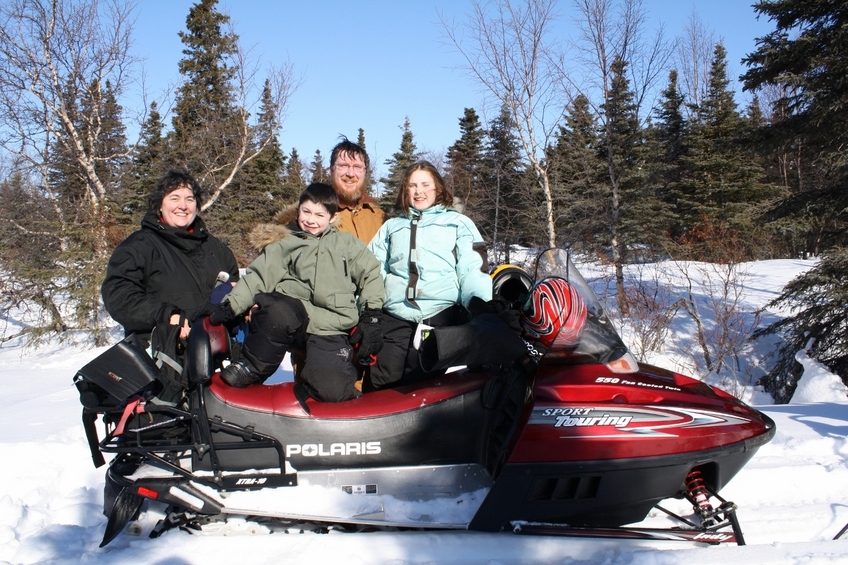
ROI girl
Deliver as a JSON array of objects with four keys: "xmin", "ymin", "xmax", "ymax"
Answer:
[{"xmin": 367, "ymin": 161, "xmax": 492, "ymax": 389}]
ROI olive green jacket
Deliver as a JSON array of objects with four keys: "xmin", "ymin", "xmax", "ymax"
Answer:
[{"xmin": 224, "ymin": 206, "xmax": 384, "ymax": 335}]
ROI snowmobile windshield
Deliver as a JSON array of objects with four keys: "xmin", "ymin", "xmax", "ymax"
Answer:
[{"xmin": 530, "ymin": 248, "xmax": 633, "ymax": 368}]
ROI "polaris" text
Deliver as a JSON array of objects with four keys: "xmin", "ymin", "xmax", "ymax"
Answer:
[{"xmin": 285, "ymin": 442, "xmax": 381, "ymax": 458}]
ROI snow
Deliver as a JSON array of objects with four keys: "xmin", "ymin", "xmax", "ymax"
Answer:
[{"xmin": 2, "ymin": 258, "xmax": 848, "ymax": 564}]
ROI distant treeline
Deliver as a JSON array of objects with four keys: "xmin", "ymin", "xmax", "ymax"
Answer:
[{"xmin": 0, "ymin": 0, "xmax": 845, "ymax": 402}]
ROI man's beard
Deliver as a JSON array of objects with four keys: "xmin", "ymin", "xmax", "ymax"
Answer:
[{"xmin": 335, "ymin": 183, "xmax": 363, "ymax": 206}]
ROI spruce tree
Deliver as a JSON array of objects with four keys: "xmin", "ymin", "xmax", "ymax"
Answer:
[
  {"xmin": 445, "ymin": 108, "xmax": 485, "ymax": 210},
  {"xmin": 49, "ymin": 78, "xmax": 127, "ymax": 225},
  {"xmin": 480, "ymin": 105, "xmax": 526, "ymax": 262},
  {"xmin": 646, "ymin": 69, "xmax": 688, "ymax": 244},
  {"xmin": 356, "ymin": 128, "xmax": 375, "ymax": 196},
  {"xmin": 126, "ymin": 102, "xmax": 166, "ymax": 223},
  {"xmin": 380, "ymin": 117, "xmax": 419, "ymax": 210},
  {"xmin": 281, "ymin": 148, "xmax": 306, "ymax": 201},
  {"xmin": 741, "ymin": 0, "xmax": 848, "ymax": 402},
  {"xmin": 309, "ymin": 149, "xmax": 328, "ymax": 183},
  {"xmin": 754, "ymin": 249, "xmax": 848, "ymax": 401},
  {"xmin": 211, "ymin": 79, "xmax": 288, "ymax": 263},
  {"xmin": 679, "ymin": 43, "xmax": 770, "ymax": 260},
  {"xmin": 92, "ymin": 81, "xmax": 129, "ymax": 194},
  {"xmin": 170, "ymin": 0, "xmax": 240, "ymax": 186},
  {"xmin": 45, "ymin": 78, "xmax": 128, "ymax": 336},
  {"xmin": 547, "ymin": 94, "xmax": 605, "ymax": 251},
  {"xmin": 241, "ymin": 79, "xmax": 286, "ymax": 206},
  {"xmin": 742, "ymin": 0, "xmax": 848, "ymax": 256},
  {"xmin": 47, "ymin": 80, "xmax": 87, "ymax": 208},
  {"xmin": 597, "ymin": 56, "xmax": 653, "ymax": 311},
  {"xmin": 0, "ymin": 174, "xmax": 69, "ymax": 337}
]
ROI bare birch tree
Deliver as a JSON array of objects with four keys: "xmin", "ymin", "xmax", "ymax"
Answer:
[
  {"xmin": 570, "ymin": 0, "xmax": 671, "ymax": 313},
  {"xmin": 676, "ymin": 260, "xmax": 762, "ymax": 399},
  {"xmin": 0, "ymin": 0, "xmax": 135, "ymax": 240},
  {"xmin": 200, "ymin": 52, "xmax": 297, "ymax": 212},
  {"xmin": 442, "ymin": 0, "xmax": 564, "ymax": 248},
  {"xmin": 166, "ymin": 0, "xmax": 298, "ymax": 212},
  {"xmin": 676, "ymin": 9, "xmax": 716, "ymax": 117},
  {"xmin": 0, "ymin": 0, "xmax": 137, "ymax": 342},
  {"xmin": 571, "ymin": 0, "xmax": 671, "ymax": 124}
]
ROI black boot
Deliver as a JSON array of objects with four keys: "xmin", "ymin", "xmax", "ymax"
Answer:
[{"xmin": 220, "ymin": 360, "xmax": 262, "ymax": 387}]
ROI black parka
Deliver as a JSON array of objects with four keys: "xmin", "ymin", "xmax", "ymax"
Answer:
[{"xmin": 101, "ymin": 211, "xmax": 239, "ymax": 340}]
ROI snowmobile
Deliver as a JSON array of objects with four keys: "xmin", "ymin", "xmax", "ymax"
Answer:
[{"xmin": 74, "ymin": 248, "xmax": 775, "ymax": 548}]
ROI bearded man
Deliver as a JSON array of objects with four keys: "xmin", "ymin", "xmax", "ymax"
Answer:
[{"xmin": 328, "ymin": 137, "xmax": 384, "ymax": 243}]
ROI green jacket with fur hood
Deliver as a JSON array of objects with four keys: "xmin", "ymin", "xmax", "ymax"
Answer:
[{"xmin": 222, "ymin": 205, "xmax": 384, "ymax": 336}]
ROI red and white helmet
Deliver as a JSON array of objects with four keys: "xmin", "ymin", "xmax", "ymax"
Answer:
[{"xmin": 521, "ymin": 277, "xmax": 587, "ymax": 349}]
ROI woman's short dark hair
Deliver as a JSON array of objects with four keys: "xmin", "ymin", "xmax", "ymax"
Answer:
[
  {"xmin": 300, "ymin": 182, "xmax": 339, "ymax": 216},
  {"xmin": 147, "ymin": 170, "xmax": 205, "ymax": 214},
  {"xmin": 395, "ymin": 160, "xmax": 454, "ymax": 215}
]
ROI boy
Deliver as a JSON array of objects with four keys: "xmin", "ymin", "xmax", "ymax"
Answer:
[{"xmin": 207, "ymin": 183, "xmax": 385, "ymax": 402}]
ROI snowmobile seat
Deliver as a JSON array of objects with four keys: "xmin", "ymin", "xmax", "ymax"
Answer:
[
  {"xmin": 207, "ymin": 369, "xmax": 492, "ymax": 419},
  {"xmin": 185, "ymin": 317, "xmax": 231, "ymax": 386}
]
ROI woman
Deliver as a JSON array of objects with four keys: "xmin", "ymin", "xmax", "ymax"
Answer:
[
  {"xmin": 101, "ymin": 170, "xmax": 239, "ymax": 346},
  {"xmin": 367, "ymin": 161, "xmax": 493, "ymax": 390}
]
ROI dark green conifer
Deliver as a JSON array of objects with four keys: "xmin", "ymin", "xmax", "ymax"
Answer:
[
  {"xmin": 170, "ymin": 0, "xmax": 239, "ymax": 181},
  {"xmin": 281, "ymin": 148, "xmax": 306, "ymax": 201},
  {"xmin": 679, "ymin": 43, "xmax": 770, "ymax": 260},
  {"xmin": 480, "ymin": 105, "xmax": 526, "ymax": 262},
  {"xmin": 380, "ymin": 117, "xmax": 419, "ymax": 210},
  {"xmin": 547, "ymin": 94, "xmax": 605, "ymax": 251},
  {"xmin": 356, "ymin": 128, "xmax": 375, "ymax": 196},
  {"xmin": 445, "ymin": 108, "xmax": 485, "ymax": 210},
  {"xmin": 309, "ymin": 150, "xmax": 328, "ymax": 183}
]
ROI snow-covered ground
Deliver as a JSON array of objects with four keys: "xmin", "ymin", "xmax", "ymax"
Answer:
[{"xmin": 1, "ymin": 258, "xmax": 848, "ymax": 564}]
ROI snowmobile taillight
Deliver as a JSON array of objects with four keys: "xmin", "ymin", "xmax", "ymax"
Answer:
[{"xmin": 136, "ymin": 486, "xmax": 159, "ymax": 500}]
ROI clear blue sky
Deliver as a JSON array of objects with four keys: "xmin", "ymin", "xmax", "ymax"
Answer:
[{"xmin": 130, "ymin": 1, "xmax": 774, "ymax": 181}]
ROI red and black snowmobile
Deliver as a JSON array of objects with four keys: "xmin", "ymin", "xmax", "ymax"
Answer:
[{"xmin": 74, "ymin": 248, "xmax": 775, "ymax": 547}]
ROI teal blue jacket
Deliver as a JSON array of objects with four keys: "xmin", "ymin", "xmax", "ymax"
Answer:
[{"xmin": 368, "ymin": 205, "xmax": 491, "ymax": 323}]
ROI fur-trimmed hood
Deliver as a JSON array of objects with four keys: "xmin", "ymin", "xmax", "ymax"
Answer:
[
  {"xmin": 248, "ymin": 203, "xmax": 347, "ymax": 251},
  {"xmin": 248, "ymin": 204, "xmax": 299, "ymax": 251}
]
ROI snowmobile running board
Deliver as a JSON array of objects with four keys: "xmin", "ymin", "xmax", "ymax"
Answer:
[
  {"xmin": 512, "ymin": 496, "xmax": 747, "ymax": 546},
  {"xmin": 152, "ymin": 512, "xmax": 744, "ymax": 545},
  {"xmin": 148, "ymin": 512, "xmax": 741, "ymax": 545},
  {"xmin": 513, "ymin": 522, "xmax": 740, "ymax": 545}
]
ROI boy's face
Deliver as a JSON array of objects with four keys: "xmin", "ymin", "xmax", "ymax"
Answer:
[{"xmin": 297, "ymin": 200, "xmax": 337, "ymax": 235}]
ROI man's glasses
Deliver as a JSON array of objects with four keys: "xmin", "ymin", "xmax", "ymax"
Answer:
[{"xmin": 334, "ymin": 163, "xmax": 366, "ymax": 174}]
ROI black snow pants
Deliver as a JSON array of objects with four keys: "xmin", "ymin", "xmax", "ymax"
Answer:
[{"xmin": 241, "ymin": 292, "xmax": 360, "ymax": 402}]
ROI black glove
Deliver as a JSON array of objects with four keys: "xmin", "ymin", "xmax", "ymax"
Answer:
[
  {"xmin": 468, "ymin": 296, "xmax": 507, "ymax": 316},
  {"xmin": 467, "ymin": 296, "xmax": 522, "ymax": 333},
  {"xmin": 349, "ymin": 309, "xmax": 384, "ymax": 364},
  {"xmin": 194, "ymin": 301, "xmax": 236, "ymax": 326}
]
